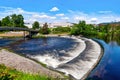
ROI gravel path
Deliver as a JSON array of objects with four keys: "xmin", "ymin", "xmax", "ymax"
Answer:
[{"xmin": 0, "ymin": 49, "xmax": 63, "ymax": 78}]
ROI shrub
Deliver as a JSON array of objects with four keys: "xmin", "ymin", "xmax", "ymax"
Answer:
[{"xmin": 52, "ymin": 26, "xmax": 71, "ymax": 34}]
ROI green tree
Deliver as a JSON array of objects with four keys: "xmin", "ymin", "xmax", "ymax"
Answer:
[
  {"xmin": 11, "ymin": 14, "xmax": 17, "ymax": 27},
  {"xmin": 0, "ymin": 14, "xmax": 25, "ymax": 27},
  {"xmin": 1, "ymin": 16, "xmax": 11, "ymax": 26},
  {"xmin": 0, "ymin": 20, "xmax": 1, "ymax": 26},
  {"xmin": 11, "ymin": 14, "xmax": 24, "ymax": 27},
  {"xmin": 40, "ymin": 23, "xmax": 50, "ymax": 34},
  {"xmin": 17, "ymin": 14, "xmax": 24, "ymax": 27},
  {"xmin": 71, "ymin": 21, "xmax": 86, "ymax": 35},
  {"xmin": 78, "ymin": 20, "xmax": 86, "ymax": 33},
  {"xmin": 52, "ymin": 26, "xmax": 71, "ymax": 34},
  {"xmin": 32, "ymin": 21, "xmax": 40, "ymax": 30}
]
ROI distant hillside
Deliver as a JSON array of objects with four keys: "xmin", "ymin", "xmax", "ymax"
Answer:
[
  {"xmin": 100, "ymin": 21, "xmax": 120, "ymax": 24},
  {"xmin": 99, "ymin": 21, "xmax": 120, "ymax": 26}
]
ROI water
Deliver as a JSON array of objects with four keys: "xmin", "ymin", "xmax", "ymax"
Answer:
[
  {"xmin": 5, "ymin": 37, "xmax": 84, "ymax": 68},
  {"xmin": 87, "ymin": 40, "xmax": 120, "ymax": 80},
  {"xmin": 0, "ymin": 38, "xmax": 16, "ymax": 47},
  {"xmin": 1, "ymin": 37, "xmax": 120, "ymax": 80},
  {"xmin": 8, "ymin": 37, "xmax": 78, "ymax": 55}
]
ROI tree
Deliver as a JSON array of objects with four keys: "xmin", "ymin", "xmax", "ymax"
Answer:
[
  {"xmin": 52, "ymin": 26, "xmax": 71, "ymax": 34},
  {"xmin": 40, "ymin": 23, "xmax": 50, "ymax": 34},
  {"xmin": 71, "ymin": 21, "xmax": 86, "ymax": 35},
  {"xmin": 1, "ymin": 16, "xmax": 11, "ymax": 26},
  {"xmin": 0, "ymin": 20, "xmax": 1, "ymax": 26},
  {"xmin": 11, "ymin": 14, "xmax": 24, "ymax": 27},
  {"xmin": 0, "ymin": 14, "xmax": 25, "ymax": 27},
  {"xmin": 11, "ymin": 14, "xmax": 17, "ymax": 27},
  {"xmin": 78, "ymin": 21, "xmax": 86, "ymax": 33},
  {"xmin": 17, "ymin": 14, "xmax": 24, "ymax": 27},
  {"xmin": 32, "ymin": 21, "xmax": 40, "ymax": 30}
]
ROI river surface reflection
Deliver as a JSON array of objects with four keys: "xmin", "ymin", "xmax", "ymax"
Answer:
[{"xmin": 87, "ymin": 40, "xmax": 120, "ymax": 80}]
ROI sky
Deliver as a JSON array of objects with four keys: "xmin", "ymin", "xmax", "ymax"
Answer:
[{"xmin": 0, "ymin": 0, "xmax": 120, "ymax": 24}]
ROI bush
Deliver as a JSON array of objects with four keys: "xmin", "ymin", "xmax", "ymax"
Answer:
[
  {"xmin": 52, "ymin": 26, "xmax": 71, "ymax": 34},
  {"xmin": 40, "ymin": 23, "xmax": 51, "ymax": 34},
  {"xmin": 0, "ymin": 72, "xmax": 15, "ymax": 80},
  {"xmin": 0, "ymin": 64, "xmax": 16, "ymax": 80}
]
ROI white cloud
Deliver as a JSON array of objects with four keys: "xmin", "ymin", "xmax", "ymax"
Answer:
[
  {"xmin": 98, "ymin": 11, "xmax": 112, "ymax": 14},
  {"xmin": 61, "ymin": 17, "xmax": 69, "ymax": 20},
  {"xmin": 50, "ymin": 7, "xmax": 59, "ymax": 12},
  {"xmin": 74, "ymin": 16, "xmax": 86, "ymax": 21},
  {"xmin": 32, "ymin": 14, "xmax": 56, "ymax": 19},
  {"xmin": 0, "ymin": 6, "xmax": 57, "ymax": 23},
  {"xmin": 56, "ymin": 13, "xmax": 64, "ymax": 16},
  {"xmin": 68, "ymin": 10, "xmax": 74, "ymax": 13},
  {"xmin": 66, "ymin": 10, "xmax": 120, "ymax": 24},
  {"xmin": 0, "ymin": 6, "xmax": 120, "ymax": 24},
  {"xmin": 90, "ymin": 18, "xmax": 98, "ymax": 22}
]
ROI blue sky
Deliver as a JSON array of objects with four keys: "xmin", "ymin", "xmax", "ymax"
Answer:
[{"xmin": 0, "ymin": 0, "xmax": 120, "ymax": 24}]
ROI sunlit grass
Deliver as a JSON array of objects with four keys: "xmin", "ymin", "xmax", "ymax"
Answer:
[{"xmin": 0, "ymin": 64, "xmax": 62, "ymax": 80}]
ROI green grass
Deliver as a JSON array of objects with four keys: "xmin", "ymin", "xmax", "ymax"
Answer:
[
  {"xmin": 0, "ymin": 64, "xmax": 63, "ymax": 80},
  {"xmin": 32, "ymin": 35, "xmax": 46, "ymax": 38}
]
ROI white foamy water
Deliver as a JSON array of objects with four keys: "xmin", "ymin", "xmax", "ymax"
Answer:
[
  {"xmin": 56, "ymin": 38, "xmax": 101, "ymax": 80},
  {"xmin": 29, "ymin": 37, "xmax": 101, "ymax": 80},
  {"xmin": 30, "ymin": 37, "xmax": 86, "ymax": 68}
]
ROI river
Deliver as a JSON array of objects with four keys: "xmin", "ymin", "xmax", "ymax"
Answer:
[
  {"xmin": 0, "ymin": 37, "xmax": 120, "ymax": 80},
  {"xmin": 86, "ymin": 39, "xmax": 120, "ymax": 80}
]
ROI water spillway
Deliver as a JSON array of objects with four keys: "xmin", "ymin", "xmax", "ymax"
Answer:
[
  {"xmin": 31, "ymin": 37, "xmax": 86, "ymax": 68},
  {"xmin": 0, "ymin": 37, "xmax": 102, "ymax": 80},
  {"xmin": 56, "ymin": 38, "xmax": 101, "ymax": 79}
]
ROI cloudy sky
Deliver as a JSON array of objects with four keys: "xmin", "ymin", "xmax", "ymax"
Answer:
[{"xmin": 0, "ymin": 0, "xmax": 120, "ymax": 24}]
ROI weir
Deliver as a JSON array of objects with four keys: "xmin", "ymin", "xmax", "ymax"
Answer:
[
  {"xmin": 0, "ymin": 36, "xmax": 102, "ymax": 80},
  {"xmin": 56, "ymin": 38, "xmax": 101, "ymax": 80},
  {"xmin": 31, "ymin": 37, "xmax": 86, "ymax": 68},
  {"xmin": 28, "ymin": 37, "xmax": 102, "ymax": 80}
]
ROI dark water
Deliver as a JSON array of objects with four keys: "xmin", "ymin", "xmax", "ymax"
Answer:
[
  {"xmin": 6, "ymin": 37, "xmax": 78, "ymax": 57},
  {"xmin": 87, "ymin": 40, "xmax": 120, "ymax": 80},
  {"xmin": 0, "ymin": 38, "xmax": 16, "ymax": 47}
]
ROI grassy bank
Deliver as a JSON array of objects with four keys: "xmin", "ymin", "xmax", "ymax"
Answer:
[{"xmin": 0, "ymin": 64, "xmax": 62, "ymax": 80}]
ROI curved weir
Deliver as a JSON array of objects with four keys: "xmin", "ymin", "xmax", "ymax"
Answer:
[
  {"xmin": 56, "ymin": 38, "xmax": 101, "ymax": 80},
  {"xmin": 31, "ymin": 37, "xmax": 86, "ymax": 68},
  {"xmin": 0, "ymin": 37, "xmax": 102, "ymax": 80}
]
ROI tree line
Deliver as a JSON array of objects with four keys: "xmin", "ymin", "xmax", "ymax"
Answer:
[
  {"xmin": 71, "ymin": 21, "xmax": 120, "ymax": 35},
  {"xmin": 70, "ymin": 20, "xmax": 120, "ymax": 43},
  {"xmin": 0, "ymin": 14, "xmax": 26, "ymax": 28},
  {"xmin": 1, "ymin": 14, "xmax": 120, "ymax": 38}
]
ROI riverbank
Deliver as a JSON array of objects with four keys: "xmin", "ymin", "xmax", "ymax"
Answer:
[
  {"xmin": 0, "ymin": 31, "xmax": 27, "ymax": 37},
  {"xmin": 0, "ymin": 32, "xmax": 68, "ymax": 37},
  {"xmin": 0, "ymin": 49, "xmax": 64, "ymax": 79}
]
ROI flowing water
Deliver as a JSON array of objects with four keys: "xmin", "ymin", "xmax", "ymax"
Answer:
[
  {"xmin": 1, "ymin": 36, "xmax": 120, "ymax": 80},
  {"xmin": 5, "ymin": 37, "xmax": 84, "ymax": 68},
  {"xmin": 0, "ymin": 38, "xmax": 17, "ymax": 47},
  {"xmin": 0, "ymin": 37, "xmax": 101, "ymax": 79}
]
